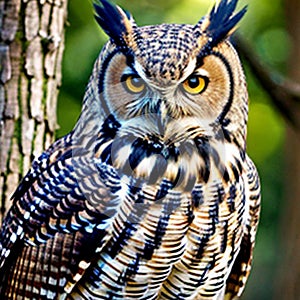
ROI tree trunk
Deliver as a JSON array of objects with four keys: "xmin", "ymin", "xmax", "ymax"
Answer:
[
  {"xmin": 0, "ymin": 0, "xmax": 68, "ymax": 223},
  {"xmin": 276, "ymin": 0, "xmax": 300, "ymax": 299}
]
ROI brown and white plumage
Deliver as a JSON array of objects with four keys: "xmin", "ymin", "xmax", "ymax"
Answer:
[{"xmin": 0, "ymin": 0, "xmax": 260, "ymax": 299}]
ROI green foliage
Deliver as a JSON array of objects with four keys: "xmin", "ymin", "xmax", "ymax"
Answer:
[
  {"xmin": 247, "ymin": 100, "xmax": 284, "ymax": 165},
  {"xmin": 58, "ymin": 1, "xmax": 287, "ymax": 298}
]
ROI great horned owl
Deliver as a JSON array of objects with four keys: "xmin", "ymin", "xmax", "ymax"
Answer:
[{"xmin": 0, "ymin": 0, "xmax": 260, "ymax": 299}]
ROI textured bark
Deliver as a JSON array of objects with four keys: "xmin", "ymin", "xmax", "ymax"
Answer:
[
  {"xmin": 275, "ymin": 0, "xmax": 300, "ymax": 299},
  {"xmin": 0, "ymin": 0, "xmax": 68, "ymax": 223}
]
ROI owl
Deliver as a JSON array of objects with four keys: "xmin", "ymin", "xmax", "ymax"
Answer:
[{"xmin": 0, "ymin": 0, "xmax": 260, "ymax": 299}]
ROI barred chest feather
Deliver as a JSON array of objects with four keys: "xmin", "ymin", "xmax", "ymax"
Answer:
[
  {"xmin": 92, "ymin": 113, "xmax": 244, "ymax": 190},
  {"xmin": 67, "ymin": 112, "xmax": 249, "ymax": 299}
]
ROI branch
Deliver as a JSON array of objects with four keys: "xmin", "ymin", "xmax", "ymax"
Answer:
[{"xmin": 233, "ymin": 34, "xmax": 300, "ymax": 128}]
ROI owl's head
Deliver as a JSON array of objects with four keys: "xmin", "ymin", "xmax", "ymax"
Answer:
[{"xmin": 78, "ymin": 0, "xmax": 249, "ymax": 189}]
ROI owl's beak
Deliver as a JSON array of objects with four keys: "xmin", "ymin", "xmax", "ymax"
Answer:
[{"xmin": 156, "ymin": 98, "xmax": 168, "ymax": 136}]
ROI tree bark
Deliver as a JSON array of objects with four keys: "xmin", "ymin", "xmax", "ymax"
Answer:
[
  {"xmin": 276, "ymin": 0, "xmax": 300, "ymax": 299},
  {"xmin": 0, "ymin": 0, "xmax": 68, "ymax": 223}
]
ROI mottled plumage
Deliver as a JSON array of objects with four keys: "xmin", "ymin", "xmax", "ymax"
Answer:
[{"xmin": 0, "ymin": 0, "xmax": 260, "ymax": 299}]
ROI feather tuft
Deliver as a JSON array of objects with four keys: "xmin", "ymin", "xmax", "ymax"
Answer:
[
  {"xmin": 196, "ymin": 0, "xmax": 247, "ymax": 49},
  {"xmin": 94, "ymin": 0, "xmax": 135, "ymax": 47}
]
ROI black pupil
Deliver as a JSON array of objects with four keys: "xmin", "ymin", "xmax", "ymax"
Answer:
[
  {"xmin": 188, "ymin": 76, "xmax": 200, "ymax": 88},
  {"xmin": 131, "ymin": 76, "xmax": 143, "ymax": 88}
]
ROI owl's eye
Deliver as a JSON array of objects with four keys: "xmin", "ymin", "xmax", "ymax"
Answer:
[
  {"xmin": 122, "ymin": 74, "xmax": 146, "ymax": 94},
  {"xmin": 181, "ymin": 75, "xmax": 208, "ymax": 95}
]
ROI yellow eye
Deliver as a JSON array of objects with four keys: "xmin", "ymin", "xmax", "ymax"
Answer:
[
  {"xmin": 122, "ymin": 75, "xmax": 146, "ymax": 94},
  {"xmin": 181, "ymin": 75, "xmax": 208, "ymax": 95}
]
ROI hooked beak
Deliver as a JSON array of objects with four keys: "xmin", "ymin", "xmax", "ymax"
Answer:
[{"xmin": 156, "ymin": 98, "xmax": 169, "ymax": 136}]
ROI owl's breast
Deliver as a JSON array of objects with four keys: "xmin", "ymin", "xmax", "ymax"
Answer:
[
  {"xmin": 72, "ymin": 113, "xmax": 248, "ymax": 298},
  {"xmin": 72, "ymin": 154, "xmax": 246, "ymax": 298},
  {"xmin": 93, "ymin": 114, "xmax": 233, "ymax": 193}
]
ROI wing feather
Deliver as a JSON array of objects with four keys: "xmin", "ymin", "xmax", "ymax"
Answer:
[
  {"xmin": 0, "ymin": 132, "xmax": 116, "ymax": 298},
  {"xmin": 225, "ymin": 156, "xmax": 261, "ymax": 298}
]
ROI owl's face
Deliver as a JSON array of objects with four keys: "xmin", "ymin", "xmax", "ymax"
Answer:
[
  {"xmin": 79, "ymin": 0, "xmax": 249, "ymax": 189},
  {"xmin": 103, "ymin": 26, "xmax": 243, "ymax": 122}
]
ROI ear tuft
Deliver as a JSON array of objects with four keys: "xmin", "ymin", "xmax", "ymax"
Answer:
[
  {"xmin": 196, "ymin": 0, "xmax": 247, "ymax": 46},
  {"xmin": 94, "ymin": 0, "xmax": 136, "ymax": 47}
]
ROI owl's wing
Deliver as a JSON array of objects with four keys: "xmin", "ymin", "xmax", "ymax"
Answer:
[
  {"xmin": 0, "ymin": 133, "xmax": 116, "ymax": 298},
  {"xmin": 225, "ymin": 156, "xmax": 261, "ymax": 299},
  {"xmin": 0, "ymin": 232, "xmax": 102, "ymax": 298}
]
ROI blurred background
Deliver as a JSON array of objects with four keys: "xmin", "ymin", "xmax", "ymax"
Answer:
[{"xmin": 57, "ymin": 0, "xmax": 297, "ymax": 298}]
